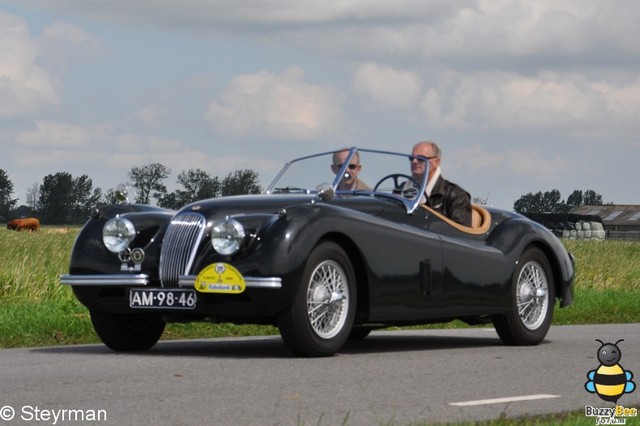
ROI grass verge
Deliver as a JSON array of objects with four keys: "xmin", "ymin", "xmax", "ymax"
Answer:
[
  {"xmin": 437, "ymin": 410, "xmax": 598, "ymax": 426},
  {"xmin": 1, "ymin": 229, "xmax": 639, "ymax": 348}
]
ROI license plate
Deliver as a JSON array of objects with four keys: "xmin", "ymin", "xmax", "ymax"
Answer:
[{"xmin": 129, "ymin": 288, "xmax": 197, "ymax": 310}]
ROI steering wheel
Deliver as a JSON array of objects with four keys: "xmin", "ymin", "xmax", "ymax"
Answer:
[{"xmin": 373, "ymin": 174, "xmax": 420, "ymax": 199}]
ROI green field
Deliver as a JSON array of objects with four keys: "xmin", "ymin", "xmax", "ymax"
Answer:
[{"xmin": 1, "ymin": 227, "xmax": 639, "ymax": 348}]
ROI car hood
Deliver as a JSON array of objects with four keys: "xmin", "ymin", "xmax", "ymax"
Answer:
[{"xmin": 177, "ymin": 193, "xmax": 387, "ymax": 219}]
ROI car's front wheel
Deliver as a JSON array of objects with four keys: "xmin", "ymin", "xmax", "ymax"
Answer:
[
  {"xmin": 90, "ymin": 310, "xmax": 165, "ymax": 351},
  {"xmin": 493, "ymin": 247, "xmax": 555, "ymax": 345},
  {"xmin": 278, "ymin": 241, "xmax": 356, "ymax": 357}
]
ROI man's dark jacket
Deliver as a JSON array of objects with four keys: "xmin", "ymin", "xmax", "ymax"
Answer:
[{"xmin": 425, "ymin": 176, "xmax": 472, "ymax": 227}]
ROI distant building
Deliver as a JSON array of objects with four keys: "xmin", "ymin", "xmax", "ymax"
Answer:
[{"xmin": 573, "ymin": 205, "xmax": 640, "ymax": 240}]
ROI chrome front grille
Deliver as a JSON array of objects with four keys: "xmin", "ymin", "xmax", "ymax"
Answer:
[{"xmin": 159, "ymin": 212, "xmax": 207, "ymax": 287}]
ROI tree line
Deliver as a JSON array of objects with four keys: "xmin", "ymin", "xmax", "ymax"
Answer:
[
  {"xmin": 0, "ymin": 164, "xmax": 261, "ymax": 225},
  {"xmin": 512, "ymin": 189, "xmax": 604, "ymax": 213},
  {"xmin": 1, "ymin": 165, "xmax": 606, "ymax": 225}
]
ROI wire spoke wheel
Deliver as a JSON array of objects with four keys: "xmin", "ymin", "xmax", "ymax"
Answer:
[
  {"xmin": 278, "ymin": 241, "xmax": 356, "ymax": 357},
  {"xmin": 516, "ymin": 260, "xmax": 549, "ymax": 330},
  {"xmin": 307, "ymin": 260, "xmax": 349, "ymax": 339},
  {"xmin": 493, "ymin": 247, "xmax": 555, "ymax": 346}
]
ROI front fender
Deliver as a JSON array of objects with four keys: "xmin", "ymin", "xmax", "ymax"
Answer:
[
  {"xmin": 238, "ymin": 204, "xmax": 361, "ymax": 282},
  {"xmin": 68, "ymin": 204, "xmax": 174, "ymax": 275},
  {"xmin": 255, "ymin": 202, "xmax": 405, "ymax": 280},
  {"xmin": 250, "ymin": 205, "xmax": 325, "ymax": 278}
]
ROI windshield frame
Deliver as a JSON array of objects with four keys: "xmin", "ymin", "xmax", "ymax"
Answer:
[{"xmin": 265, "ymin": 147, "xmax": 430, "ymax": 214}]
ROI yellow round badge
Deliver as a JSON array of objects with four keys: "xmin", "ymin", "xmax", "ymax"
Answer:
[{"xmin": 194, "ymin": 263, "xmax": 246, "ymax": 294}]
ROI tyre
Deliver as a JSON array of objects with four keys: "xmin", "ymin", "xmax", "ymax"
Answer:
[
  {"xmin": 493, "ymin": 247, "xmax": 555, "ymax": 345},
  {"xmin": 348, "ymin": 327, "xmax": 372, "ymax": 341},
  {"xmin": 90, "ymin": 310, "xmax": 165, "ymax": 351},
  {"xmin": 278, "ymin": 241, "xmax": 357, "ymax": 357}
]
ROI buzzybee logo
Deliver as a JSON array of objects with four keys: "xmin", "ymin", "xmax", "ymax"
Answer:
[
  {"xmin": 584, "ymin": 339, "xmax": 637, "ymax": 425},
  {"xmin": 585, "ymin": 339, "xmax": 635, "ymax": 403}
]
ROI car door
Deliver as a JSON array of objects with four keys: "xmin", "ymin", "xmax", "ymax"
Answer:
[
  {"xmin": 426, "ymin": 216, "xmax": 508, "ymax": 315},
  {"xmin": 362, "ymin": 204, "xmax": 447, "ymax": 321}
]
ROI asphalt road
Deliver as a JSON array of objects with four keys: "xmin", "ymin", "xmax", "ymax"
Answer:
[{"xmin": 1, "ymin": 324, "xmax": 639, "ymax": 425}]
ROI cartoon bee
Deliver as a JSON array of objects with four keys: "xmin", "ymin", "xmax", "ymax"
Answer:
[{"xmin": 585, "ymin": 339, "xmax": 636, "ymax": 403}]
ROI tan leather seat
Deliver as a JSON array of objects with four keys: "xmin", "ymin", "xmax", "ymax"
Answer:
[
  {"xmin": 471, "ymin": 207, "xmax": 483, "ymax": 228},
  {"xmin": 422, "ymin": 204, "xmax": 491, "ymax": 235}
]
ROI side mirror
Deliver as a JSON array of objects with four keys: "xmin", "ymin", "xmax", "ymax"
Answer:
[
  {"xmin": 114, "ymin": 184, "xmax": 130, "ymax": 204},
  {"xmin": 316, "ymin": 183, "xmax": 334, "ymax": 201}
]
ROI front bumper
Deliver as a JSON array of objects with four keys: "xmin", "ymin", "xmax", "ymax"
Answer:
[
  {"xmin": 60, "ymin": 274, "xmax": 282, "ymax": 289},
  {"xmin": 61, "ymin": 273, "xmax": 287, "ymax": 319}
]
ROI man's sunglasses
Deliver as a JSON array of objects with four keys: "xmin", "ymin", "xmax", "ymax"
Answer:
[
  {"xmin": 336, "ymin": 163, "xmax": 358, "ymax": 170},
  {"xmin": 409, "ymin": 156, "xmax": 434, "ymax": 163}
]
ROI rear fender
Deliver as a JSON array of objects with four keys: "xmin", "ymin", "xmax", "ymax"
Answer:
[{"xmin": 487, "ymin": 217, "xmax": 574, "ymax": 307}]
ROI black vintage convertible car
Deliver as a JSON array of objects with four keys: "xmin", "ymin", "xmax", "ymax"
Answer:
[{"xmin": 61, "ymin": 148, "xmax": 574, "ymax": 357}]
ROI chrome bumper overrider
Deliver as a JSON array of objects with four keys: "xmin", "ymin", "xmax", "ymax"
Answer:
[{"xmin": 60, "ymin": 274, "xmax": 282, "ymax": 289}]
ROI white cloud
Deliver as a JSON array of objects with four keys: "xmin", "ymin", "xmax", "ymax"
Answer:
[
  {"xmin": 113, "ymin": 134, "xmax": 181, "ymax": 153},
  {"xmin": 0, "ymin": 11, "xmax": 59, "ymax": 118},
  {"xmin": 420, "ymin": 72, "xmax": 640, "ymax": 137},
  {"xmin": 12, "ymin": 121, "xmax": 111, "ymax": 168},
  {"xmin": 11, "ymin": 148, "xmax": 80, "ymax": 168},
  {"xmin": 352, "ymin": 62, "xmax": 422, "ymax": 110},
  {"xmin": 137, "ymin": 106, "xmax": 170, "ymax": 126},
  {"xmin": 451, "ymin": 145, "xmax": 573, "ymax": 181},
  {"xmin": 20, "ymin": 1, "xmax": 640, "ymax": 61},
  {"xmin": 38, "ymin": 21, "xmax": 103, "ymax": 72},
  {"xmin": 12, "ymin": 2, "xmax": 640, "ymax": 81},
  {"xmin": 104, "ymin": 135, "xmax": 282, "ymax": 186},
  {"xmin": 592, "ymin": 77, "xmax": 640, "ymax": 134},
  {"xmin": 248, "ymin": 1, "xmax": 640, "ymax": 63},
  {"xmin": 41, "ymin": 22, "xmax": 97, "ymax": 45},
  {"xmin": 415, "ymin": 1, "xmax": 595, "ymax": 57},
  {"xmin": 17, "ymin": 0, "xmax": 452, "ymax": 28},
  {"xmin": 16, "ymin": 121, "xmax": 91, "ymax": 149},
  {"xmin": 205, "ymin": 66, "xmax": 344, "ymax": 140},
  {"xmin": 8, "ymin": 116, "xmax": 280, "ymax": 187}
]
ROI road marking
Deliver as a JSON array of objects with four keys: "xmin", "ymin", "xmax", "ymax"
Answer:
[{"xmin": 449, "ymin": 394, "xmax": 560, "ymax": 407}]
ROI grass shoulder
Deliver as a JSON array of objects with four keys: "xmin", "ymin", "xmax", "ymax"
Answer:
[{"xmin": 1, "ymin": 229, "xmax": 639, "ymax": 348}]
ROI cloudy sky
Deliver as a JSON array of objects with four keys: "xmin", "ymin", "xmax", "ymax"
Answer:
[{"xmin": 1, "ymin": 0, "xmax": 639, "ymax": 210}]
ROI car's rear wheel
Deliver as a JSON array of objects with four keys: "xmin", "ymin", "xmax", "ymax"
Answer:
[
  {"xmin": 90, "ymin": 310, "xmax": 165, "ymax": 351},
  {"xmin": 493, "ymin": 247, "xmax": 555, "ymax": 345},
  {"xmin": 278, "ymin": 241, "xmax": 356, "ymax": 357}
]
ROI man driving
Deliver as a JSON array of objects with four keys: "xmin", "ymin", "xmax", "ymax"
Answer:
[{"xmin": 410, "ymin": 141, "xmax": 471, "ymax": 227}]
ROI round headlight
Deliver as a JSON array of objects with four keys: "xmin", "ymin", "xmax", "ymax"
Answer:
[
  {"xmin": 211, "ymin": 218, "xmax": 245, "ymax": 256},
  {"xmin": 103, "ymin": 216, "xmax": 136, "ymax": 253}
]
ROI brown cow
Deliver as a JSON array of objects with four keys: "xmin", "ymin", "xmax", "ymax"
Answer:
[{"xmin": 7, "ymin": 218, "xmax": 40, "ymax": 232}]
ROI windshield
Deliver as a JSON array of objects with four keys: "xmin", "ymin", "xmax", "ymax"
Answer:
[{"xmin": 265, "ymin": 148, "xmax": 429, "ymax": 214}]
